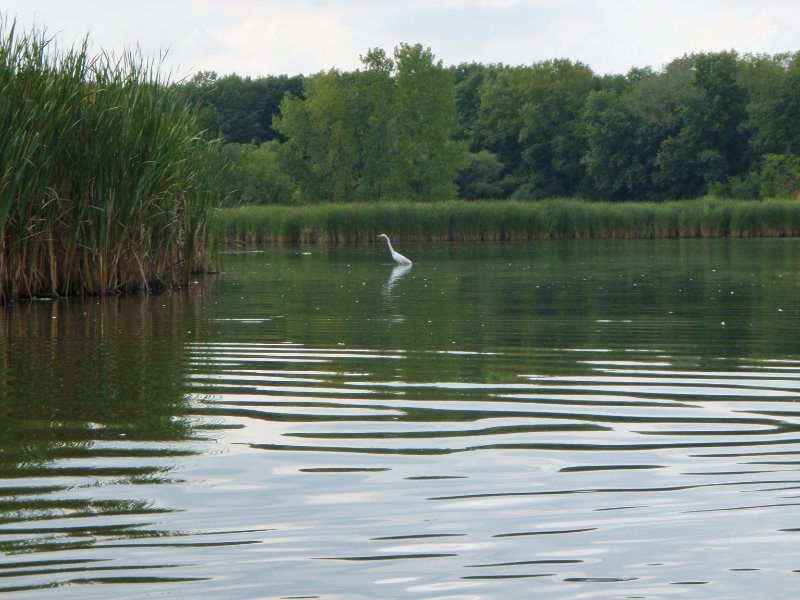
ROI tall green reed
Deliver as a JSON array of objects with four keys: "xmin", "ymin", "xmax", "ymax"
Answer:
[
  {"xmin": 212, "ymin": 198, "xmax": 800, "ymax": 244},
  {"xmin": 0, "ymin": 18, "xmax": 222, "ymax": 301}
]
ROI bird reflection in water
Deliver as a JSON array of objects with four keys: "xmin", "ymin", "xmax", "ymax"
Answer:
[{"xmin": 385, "ymin": 263, "xmax": 412, "ymax": 296}]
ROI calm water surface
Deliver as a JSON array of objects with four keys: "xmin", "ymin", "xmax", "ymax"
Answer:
[{"xmin": 2, "ymin": 239, "xmax": 800, "ymax": 598}]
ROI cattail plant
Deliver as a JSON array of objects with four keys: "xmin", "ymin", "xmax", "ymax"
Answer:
[{"xmin": 0, "ymin": 18, "xmax": 223, "ymax": 301}]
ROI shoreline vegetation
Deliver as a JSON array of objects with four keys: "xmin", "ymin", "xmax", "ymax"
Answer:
[
  {"xmin": 212, "ymin": 199, "xmax": 800, "ymax": 244},
  {"xmin": 0, "ymin": 19, "xmax": 222, "ymax": 302}
]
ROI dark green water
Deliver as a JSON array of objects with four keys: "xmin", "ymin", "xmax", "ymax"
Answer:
[{"xmin": 2, "ymin": 239, "xmax": 800, "ymax": 598}]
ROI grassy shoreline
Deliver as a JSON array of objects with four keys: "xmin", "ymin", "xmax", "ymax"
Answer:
[{"xmin": 212, "ymin": 198, "xmax": 800, "ymax": 244}]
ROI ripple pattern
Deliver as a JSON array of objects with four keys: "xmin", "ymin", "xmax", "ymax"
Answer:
[{"xmin": 175, "ymin": 341, "xmax": 800, "ymax": 598}]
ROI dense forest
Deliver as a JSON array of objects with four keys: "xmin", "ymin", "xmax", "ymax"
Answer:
[{"xmin": 178, "ymin": 43, "xmax": 800, "ymax": 205}]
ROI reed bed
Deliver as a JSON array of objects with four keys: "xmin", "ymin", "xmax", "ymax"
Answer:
[
  {"xmin": 0, "ymin": 20, "xmax": 222, "ymax": 301},
  {"xmin": 212, "ymin": 198, "xmax": 800, "ymax": 244}
]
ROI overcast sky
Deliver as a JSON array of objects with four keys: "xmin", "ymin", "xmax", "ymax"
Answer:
[{"xmin": 4, "ymin": 0, "xmax": 800, "ymax": 80}]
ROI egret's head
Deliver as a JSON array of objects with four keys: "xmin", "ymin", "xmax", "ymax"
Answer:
[{"xmin": 377, "ymin": 233, "xmax": 388, "ymax": 240}]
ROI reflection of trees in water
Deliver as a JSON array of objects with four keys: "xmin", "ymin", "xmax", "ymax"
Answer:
[{"xmin": 0, "ymin": 290, "xmax": 207, "ymax": 554}]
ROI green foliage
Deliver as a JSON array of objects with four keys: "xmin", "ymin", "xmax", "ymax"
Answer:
[
  {"xmin": 352, "ymin": 49, "xmax": 395, "ymax": 201},
  {"xmin": 657, "ymin": 52, "xmax": 749, "ymax": 197},
  {"xmin": 582, "ymin": 86, "xmax": 646, "ymax": 199},
  {"xmin": 457, "ymin": 151, "xmax": 505, "ymax": 199},
  {"xmin": 0, "ymin": 18, "xmax": 223, "ymax": 301},
  {"xmin": 451, "ymin": 62, "xmax": 498, "ymax": 151},
  {"xmin": 754, "ymin": 153, "xmax": 800, "ymax": 198},
  {"xmin": 178, "ymin": 46, "xmax": 800, "ymax": 205},
  {"xmin": 275, "ymin": 43, "xmax": 466, "ymax": 203},
  {"xmin": 274, "ymin": 69, "xmax": 359, "ymax": 202},
  {"xmin": 518, "ymin": 60, "xmax": 596, "ymax": 198},
  {"xmin": 180, "ymin": 71, "xmax": 304, "ymax": 144},
  {"xmin": 480, "ymin": 60, "xmax": 595, "ymax": 199},
  {"xmin": 385, "ymin": 43, "xmax": 467, "ymax": 200},
  {"xmin": 212, "ymin": 199, "xmax": 800, "ymax": 244},
  {"xmin": 743, "ymin": 53, "xmax": 800, "ymax": 159},
  {"xmin": 220, "ymin": 142, "xmax": 295, "ymax": 205}
]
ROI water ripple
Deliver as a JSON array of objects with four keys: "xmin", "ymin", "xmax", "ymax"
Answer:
[{"xmin": 186, "ymin": 343, "xmax": 800, "ymax": 462}]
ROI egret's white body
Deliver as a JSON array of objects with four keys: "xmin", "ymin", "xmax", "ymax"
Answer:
[{"xmin": 377, "ymin": 234, "xmax": 412, "ymax": 266}]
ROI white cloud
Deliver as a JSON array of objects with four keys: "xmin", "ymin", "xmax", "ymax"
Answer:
[{"xmin": 2, "ymin": 0, "xmax": 800, "ymax": 78}]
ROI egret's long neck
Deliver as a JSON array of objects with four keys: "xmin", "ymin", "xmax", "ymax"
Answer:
[{"xmin": 383, "ymin": 237, "xmax": 395, "ymax": 253}]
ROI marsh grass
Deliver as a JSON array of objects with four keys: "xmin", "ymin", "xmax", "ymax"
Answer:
[
  {"xmin": 212, "ymin": 198, "xmax": 800, "ymax": 244},
  {"xmin": 0, "ymin": 19, "xmax": 222, "ymax": 301}
]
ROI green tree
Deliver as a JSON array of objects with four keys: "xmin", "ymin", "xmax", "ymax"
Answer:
[
  {"xmin": 478, "ymin": 66, "xmax": 530, "ymax": 188},
  {"xmin": 755, "ymin": 153, "xmax": 800, "ymax": 198},
  {"xmin": 385, "ymin": 43, "xmax": 466, "ymax": 200},
  {"xmin": 581, "ymin": 65, "xmax": 691, "ymax": 200},
  {"xmin": 743, "ymin": 52, "xmax": 800, "ymax": 157},
  {"xmin": 451, "ymin": 62, "xmax": 499, "ymax": 152},
  {"xmin": 274, "ymin": 44, "xmax": 465, "ymax": 203},
  {"xmin": 657, "ymin": 52, "xmax": 749, "ymax": 197},
  {"xmin": 517, "ymin": 60, "xmax": 595, "ymax": 198},
  {"xmin": 352, "ymin": 48, "xmax": 395, "ymax": 201},
  {"xmin": 457, "ymin": 150, "xmax": 505, "ymax": 199},
  {"xmin": 274, "ymin": 69, "xmax": 358, "ymax": 202},
  {"xmin": 740, "ymin": 53, "xmax": 789, "ymax": 157},
  {"xmin": 175, "ymin": 71, "xmax": 224, "ymax": 136},
  {"xmin": 479, "ymin": 60, "xmax": 595, "ymax": 199},
  {"xmin": 581, "ymin": 86, "xmax": 646, "ymax": 199},
  {"xmin": 220, "ymin": 142, "xmax": 295, "ymax": 205},
  {"xmin": 180, "ymin": 71, "xmax": 304, "ymax": 144}
]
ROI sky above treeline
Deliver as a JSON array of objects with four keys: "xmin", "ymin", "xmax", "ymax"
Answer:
[{"xmin": 4, "ymin": 0, "xmax": 800, "ymax": 80}]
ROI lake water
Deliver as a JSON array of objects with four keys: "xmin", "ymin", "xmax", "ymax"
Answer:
[{"xmin": 2, "ymin": 239, "xmax": 800, "ymax": 599}]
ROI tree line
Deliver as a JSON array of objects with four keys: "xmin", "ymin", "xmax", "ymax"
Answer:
[{"xmin": 178, "ymin": 44, "xmax": 800, "ymax": 204}]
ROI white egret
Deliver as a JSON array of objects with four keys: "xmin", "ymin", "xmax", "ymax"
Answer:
[{"xmin": 377, "ymin": 234, "xmax": 412, "ymax": 266}]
